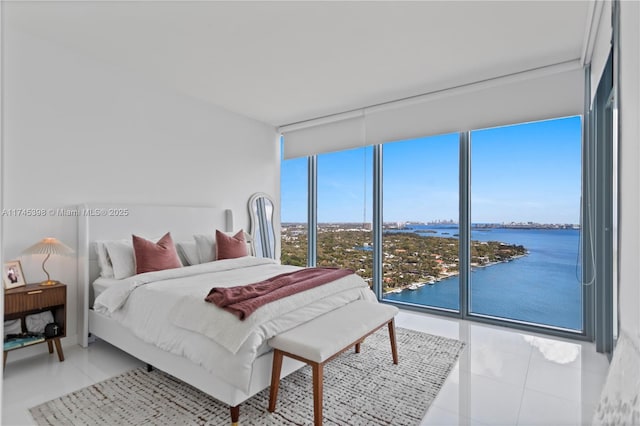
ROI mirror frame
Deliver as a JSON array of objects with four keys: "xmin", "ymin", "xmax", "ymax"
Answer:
[{"xmin": 248, "ymin": 192, "xmax": 277, "ymax": 259}]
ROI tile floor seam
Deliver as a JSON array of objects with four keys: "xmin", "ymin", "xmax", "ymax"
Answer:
[
  {"xmin": 521, "ymin": 385, "xmax": 604, "ymax": 408},
  {"xmin": 524, "ymin": 367, "xmax": 609, "ymax": 406},
  {"xmin": 516, "ymin": 346, "xmax": 534, "ymax": 425}
]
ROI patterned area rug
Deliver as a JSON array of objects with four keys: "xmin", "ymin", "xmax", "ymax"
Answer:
[{"xmin": 30, "ymin": 327, "xmax": 464, "ymax": 425}]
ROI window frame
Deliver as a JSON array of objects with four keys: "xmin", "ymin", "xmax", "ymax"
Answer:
[{"xmin": 281, "ymin": 108, "xmax": 611, "ymax": 344}]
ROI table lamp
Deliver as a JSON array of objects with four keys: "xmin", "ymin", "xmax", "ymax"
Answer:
[{"xmin": 22, "ymin": 238, "xmax": 74, "ymax": 286}]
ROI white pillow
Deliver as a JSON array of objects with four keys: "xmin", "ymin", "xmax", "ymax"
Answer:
[
  {"xmin": 104, "ymin": 240, "xmax": 135, "ymax": 280},
  {"xmin": 194, "ymin": 234, "xmax": 216, "ymax": 264},
  {"xmin": 103, "ymin": 235, "xmax": 167, "ymax": 279},
  {"xmin": 176, "ymin": 241, "xmax": 200, "ymax": 266},
  {"xmin": 94, "ymin": 241, "xmax": 115, "ymax": 278}
]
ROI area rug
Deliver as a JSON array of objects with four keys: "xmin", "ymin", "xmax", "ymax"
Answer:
[{"xmin": 30, "ymin": 327, "xmax": 464, "ymax": 425}]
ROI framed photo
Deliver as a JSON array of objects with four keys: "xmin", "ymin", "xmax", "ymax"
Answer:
[{"xmin": 4, "ymin": 260, "xmax": 26, "ymax": 290}]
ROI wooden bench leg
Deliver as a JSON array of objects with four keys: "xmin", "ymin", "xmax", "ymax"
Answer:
[
  {"xmin": 388, "ymin": 319, "xmax": 398, "ymax": 365},
  {"xmin": 47, "ymin": 340, "xmax": 54, "ymax": 354},
  {"xmin": 312, "ymin": 362, "xmax": 323, "ymax": 426},
  {"xmin": 268, "ymin": 349, "xmax": 284, "ymax": 413},
  {"xmin": 53, "ymin": 338, "xmax": 64, "ymax": 362},
  {"xmin": 230, "ymin": 405, "xmax": 239, "ymax": 426},
  {"xmin": 355, "ymin": 341, "xmax": 361, "ymax": 353}
]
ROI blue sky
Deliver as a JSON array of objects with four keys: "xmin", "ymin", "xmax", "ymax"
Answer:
[{"xmin": 281, "ymin": 116, "xmax": 582, "ymax": 224}]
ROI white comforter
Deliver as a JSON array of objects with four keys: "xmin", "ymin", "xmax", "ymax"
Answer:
[{"xmin": 93, "ymin": 257, "xmax": 376, "ymax": 391}]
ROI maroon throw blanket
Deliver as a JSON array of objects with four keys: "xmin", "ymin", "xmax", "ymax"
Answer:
[{"xmin": 205, "ymin": 267, "xmax": 354, "ymax": 320}]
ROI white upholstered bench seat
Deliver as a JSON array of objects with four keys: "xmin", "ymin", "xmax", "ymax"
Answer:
[{"xmin": 268, "ymin": 300, "xmax": 399, "ymax": 425}]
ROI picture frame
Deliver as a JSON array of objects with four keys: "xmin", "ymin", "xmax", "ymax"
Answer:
[{"xmin": 4, "ymin": 260, "xmax": 26, "ymax": 290}]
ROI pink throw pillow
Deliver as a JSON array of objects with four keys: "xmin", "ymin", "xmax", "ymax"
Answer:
[
  {"xmin": 132, "ymin": 232, "xmax": 182, "ymax": 274},
  {"xmin": 216, "ymin": 230, "xmax": 248, "ymax": 260}
]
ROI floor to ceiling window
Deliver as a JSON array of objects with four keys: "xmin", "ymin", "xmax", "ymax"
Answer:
[
  {"xmin": 469, "ymin": 116, "xmax": 583, "ymax": 331},
  {"xmin": 381, "ymin": 133, "xmax": 460, "ymax": 311},
  {"xmin": 281, "ymin": 116, "xmax": 586, "ymax": 336},
  {"xmin": 316, "ymin": 146, "xmax": 373, "ymax": 286},
  {"xmin": 280, "ymin": 155, "xmax": 308, "ymax": 267}
]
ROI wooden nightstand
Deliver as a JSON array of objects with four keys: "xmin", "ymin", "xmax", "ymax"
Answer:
[{"xmin": 4, "ymin": 282, "xmax": 66, "ymax": 368}]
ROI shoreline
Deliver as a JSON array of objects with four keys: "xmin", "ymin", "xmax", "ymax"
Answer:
[{"xmin": 383, "ymin": 253, "xmax": 527, "ymax": 295}]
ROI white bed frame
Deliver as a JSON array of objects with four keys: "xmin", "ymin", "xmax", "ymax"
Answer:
[{"xmin": 78, "ymin": 203, "xmax": 304, "ymax": 424}]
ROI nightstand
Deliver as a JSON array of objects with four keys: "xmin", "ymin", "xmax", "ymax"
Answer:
[{"xmin": 4, "ymin": 282, "xmax": 66, "ymax": 368}]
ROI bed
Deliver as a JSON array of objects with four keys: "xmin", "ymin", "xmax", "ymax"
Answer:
[{"xmin": 78, "ymin": 203, "xmax": 376, "ymax": 424}]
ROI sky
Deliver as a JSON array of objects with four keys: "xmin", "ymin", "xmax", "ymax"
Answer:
[{"xmin": 281, "ymin": 116, "xmax": 582, "ymax": 224}]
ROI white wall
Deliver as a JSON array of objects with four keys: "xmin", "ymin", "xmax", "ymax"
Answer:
[
  {"xmin": 618, "ymin": 0, "xmax": 640, "ymax": 347},
  {"xmin": 592, "ymin": 4, "xmax": 640, "ymax": 420},
  {"xmin": 2, "ymin": 29, "xmax": 279, "ymax": 359}
]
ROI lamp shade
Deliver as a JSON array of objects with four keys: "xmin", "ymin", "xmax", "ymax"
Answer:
[
  {"xmin": 22, "ymin": 238, "xmax": 74, "ymax": 257},
  {"xmin": 22, "ymin": 238, "xmax": 74, "ymax": 285}
]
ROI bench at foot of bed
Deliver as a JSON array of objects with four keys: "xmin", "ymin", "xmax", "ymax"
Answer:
[{"xmin": 267, "ymin": 300, "xmax": 399, "ymax": 426}]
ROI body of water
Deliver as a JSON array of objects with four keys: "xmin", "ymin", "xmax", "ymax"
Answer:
[{"xmin": 383, "ymin": 225, "xmax": 583, "ymax": 331}]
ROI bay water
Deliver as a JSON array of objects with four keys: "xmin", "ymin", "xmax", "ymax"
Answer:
[{"xmin": 383, "ymin": 225, "xmax": 583, "ymax": 331}]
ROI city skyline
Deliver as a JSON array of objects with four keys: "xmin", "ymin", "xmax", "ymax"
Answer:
[
  {"xmin": 281, "ymin": 221, "xmax": 581, "ymax": 227},
  {"xmin": 281, "ymin": 116, "xmax": 582, "ymax": 224}
]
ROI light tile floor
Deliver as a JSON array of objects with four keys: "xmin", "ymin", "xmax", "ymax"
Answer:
[{"xmin": 2, "ymin": 309, "xmax": 609, "ymax": 425}]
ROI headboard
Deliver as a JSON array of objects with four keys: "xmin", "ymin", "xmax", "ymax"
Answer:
[{"xmin": 77, "ymin": 203, "xmax": 233, "ymax": 347}]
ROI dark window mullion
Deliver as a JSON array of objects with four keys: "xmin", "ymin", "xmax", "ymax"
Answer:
[
  {"xmin": 373, "ymin": 145, "xmax": 383, "ymax": 300},
  {"xmin": 307, "ymin": 155, "xmax": 317, "ymax": 267},
  {"xmin": 459, "ymin": 131, "xmax": 471, "ymax": 319}
]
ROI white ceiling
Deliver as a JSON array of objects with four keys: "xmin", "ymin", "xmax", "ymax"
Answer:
[{"xmin": 5, "ymin": 1, "xmax": 592, "ymax": 127}]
